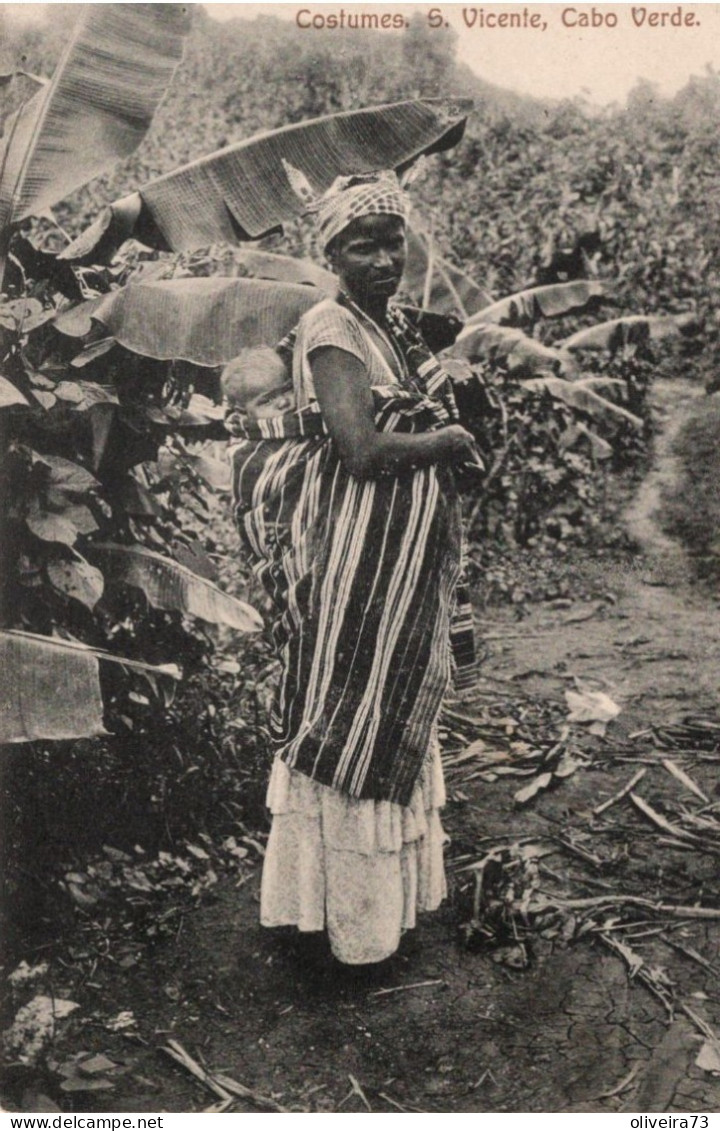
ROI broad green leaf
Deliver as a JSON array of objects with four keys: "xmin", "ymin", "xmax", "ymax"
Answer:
[
  {"xmin": 31, "ymin": 390, "xmax": 56, "ymax": 410},
  {"xmin": 53, "ymin": 502, "xmax": 98, "ymax": 536},
  {"xmin": 52, "ymin": 382, "xmax": 86, "ymax": 405},
  {"xmin": 0, "ymin": 5, "xmax": 190, "ymax": 236},
  {"xmin": 573, "ymin": 376, "xmax": 627, "ymax": 396},
  {"xmin": 69, "ymin": 340, "xmax": 117, "ymax": 369},
  {"xmin": 170, "ymin": 540, "xmax": 218, "ymax": 583},
  {"xmin": 2, "ymin": 628, "xmax": 181, "ymax": 679},
  {"xmin": 465, "ymin": 281, "xmax": 608, "ymax": 328},
  {"xmin": 560, "ymin": 313, "xmax": 698, "ymax": 352},
  {"xmin": 26, "ymin": 502, "xmax": 78, "ymax": 546},
  {"xmin": 0, "ymin": 629, "xmax": 105, "ymax": 742},
  {"xmin": 89, "ymin": 404, "xmax": 116, "ymax": 472},
  {"xmin": 0, "ymin": 297, "xmax": 46, "ymax": 330},
  {"xmin": 522, "ymin": 375, "xmax": 644, "ymax": 430},
  {"xmin": 403, "ymin": 226, "xmax": 492, "ymax": 317},
  {"xmin": 116, "ymin": 473, "xmax": 164, "ymax": 517},
  {"xmin": 58, "ymin": 277, "xmax": 326, "ymax": 367},
  {"xmin": 448, "ymin": 321, "xmax": 576, "ymax": 377},
  {"xmin": 30, "ymin": 451, "xmax": 100, "ymax": 492},
  {"xmin": 47, "ymin": 555, "xmax": 105, "ymax": 610},
  {"xmin": 54, "ymin": 381, "xmax": 119, "ymax": 410},
  {"xmin": 192, "ymin": 451, "xmax": 231, "ymax": 492},
  {"xmin": 60, "ymin": 98, "xmax": 471, "ymax": 260},
  {"xmin": 0, "ymin": 375, "xmax": 28, "ymax": 407},
  {"xmin": 53, "ymin": 299, "xmax": 103, "ymax": 339},
  {"xmin": 93, "ymin": 543, "xmax": 263, "ymax": 632}
]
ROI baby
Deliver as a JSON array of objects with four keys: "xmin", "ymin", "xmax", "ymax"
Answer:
[{"xmin": 221, "ymin": 347, "xmax": 294, "ymax": 421}]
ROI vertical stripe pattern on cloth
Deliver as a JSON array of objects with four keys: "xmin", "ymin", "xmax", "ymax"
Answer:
[{"xmin": 229, "ymin": 303, "xmax": 478, "ymax": 806}]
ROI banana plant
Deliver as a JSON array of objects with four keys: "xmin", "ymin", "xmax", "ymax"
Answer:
[
  {"xmin": 463, "ymin": 280, "xmax": 609, "ymax": 329},
  {"xmin": 560, "ymin": 312, "xmax": 698, "ymax": 351},
  {"xmin": 60, "ymin": 98, "xmax": 472, "ymax": 263},
  {"xmin": 0, "ymin": 3, "xmax": 191, "ymax": 286},
  {"xmin": 402, "ymin": 225, "xmax": 493, "ymax": 318},
  {"xmin": 447, "ymin": 320, "xmax": 577, "ymax": 378},
  {"xmin": 447, "ymin": 278, "xmax": 613, "ymax": 375},
  {"xmin": 0, "ymin": 5, "xmax": 200, "ymax": 742},
  {"xmin": 90, "ymin": 544, "xmax": 262, "ymax": 632}
]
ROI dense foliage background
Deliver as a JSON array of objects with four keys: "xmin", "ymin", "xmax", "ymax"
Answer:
[{"xmin": 5, "ymin": 9, "xmax": 717, "ymax": 328}]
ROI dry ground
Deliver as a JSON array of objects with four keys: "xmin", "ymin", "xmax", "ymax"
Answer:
[{"xmin": 3, "ymin": 380, "xmax": 720, "ymax": 1115}]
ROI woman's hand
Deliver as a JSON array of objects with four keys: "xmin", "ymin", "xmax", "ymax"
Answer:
[
  {"xmin": 311, "ymin": 346, "xmax": 483, "ymax": 479},
  {"xmin": 436, "ymin": 424, "xmax": 481, "ymax": 465}
]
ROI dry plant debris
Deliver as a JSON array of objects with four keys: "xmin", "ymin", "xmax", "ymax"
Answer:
[
  {"xmin": 162, "ymin": 1038, "xmax": 292, "ymax": 1113},
  {"xmin": 444, "ymin": 693, "xmax": 720, "ymax": 1068}
]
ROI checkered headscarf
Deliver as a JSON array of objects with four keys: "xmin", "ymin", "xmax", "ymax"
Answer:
[{"xmin": 315, "ymin": 172, "xmax": 408, "ymax": 252}]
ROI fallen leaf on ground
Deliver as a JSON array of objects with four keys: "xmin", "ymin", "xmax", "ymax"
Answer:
[
  {"xmin": 56, "ymin": 1051, "xmax": 120, "ymax": 1092},
  {"xmin": 514, "ymin": 771, "xmax": 553, "ymax": 805},
  {"xmin": 696, "ymin": 1039, "xmax": 720, "ymax": 1075},
  {"xmin": 565, "ymin": 684, "xmax": 620, "ymax": 736},
  {"xmin": 554, "ymin": 750, "xmax": 585, "ymax": 779},
  {"xmin": 20, "ymin": 1090, "xmax": 61, "ymax": 1113},
  {"xmin": 103, "ymin": 845, "xmax": 133, "ymax": 863},
  {"xmin": 77, "ymin": 1053, "xmax": 118, "ymax": 1075},
  {"xmin": 105, "ymin": 1010, "xmax": 136, "ymax": 1032}
]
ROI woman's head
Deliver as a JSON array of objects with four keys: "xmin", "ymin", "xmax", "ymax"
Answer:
[
  {"xmin": 316, "ymin": 171, "xmax": 408, "ymax": 251},
  {"xmin": 314, "ymin": 171, "xmax": 408, "ymax": 304},
  {"xmin": 325, "ymin": 213, "xmax": 407, "ymax": 305}
]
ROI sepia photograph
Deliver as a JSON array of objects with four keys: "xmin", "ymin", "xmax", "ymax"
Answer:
[{"xmin": 1, "ymin": 0, "xmax": 719, "ymax": 1117}]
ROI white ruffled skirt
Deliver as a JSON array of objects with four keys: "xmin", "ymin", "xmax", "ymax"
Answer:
[{"xmin": 260, "ymin": 736, "xmax": 448, "ymax": 965}]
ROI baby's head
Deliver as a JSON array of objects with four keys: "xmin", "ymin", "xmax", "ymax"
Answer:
[{"xmin": 221, "ymin": 348, "xmax": 293, "ymax": 419}]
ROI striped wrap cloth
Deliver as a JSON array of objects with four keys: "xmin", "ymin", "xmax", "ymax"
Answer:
[{"xmin": 229, "ymin": 309, "xmax": 477, "ymax": 805}]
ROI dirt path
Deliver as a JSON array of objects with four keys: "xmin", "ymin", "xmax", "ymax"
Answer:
[
  {"xmin": 624, "ymin": 377, "xmax": 702, "ymax": 578},
  {"xmin": 7, "ymin": 380, "xmax": 720, "ymax": 1115}
]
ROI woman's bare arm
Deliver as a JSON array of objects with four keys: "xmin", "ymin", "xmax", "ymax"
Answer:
[{"xmin": 310, "ymin": 345, "xmax": 477, "ymax": 479}]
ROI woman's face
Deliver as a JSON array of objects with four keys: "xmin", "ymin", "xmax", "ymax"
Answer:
[{"xmin": 327, "ymin": 214, "xmax": 407, "ymax": 304}]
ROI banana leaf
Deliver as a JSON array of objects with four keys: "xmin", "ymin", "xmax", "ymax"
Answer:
[
  {"xmin": 464, "ymin": 281, "xmax": 608, "ymax": 329},
  {"xmin": 447, "ymin": 321, "xmax": 576, "ymax": 378},
  {"xmin": 93, "ymin": 543, "xmax": 263, "ymax": 631},
  {"xmin": 221, "ymin": 249, "xmax": 337, "ymax": 293},
  {"xmin": 522, "ymin": 375, "xmax": 644, "ymax": 430},
  {"xmin": 60, "ymin": 98, "xmax": 472, "ymax": 262},
  {"xmin": 0, "ymin": 628, "xmax": 182, "ymax": 743},
  {"xmin": 0, "ymin": 70, "xmax": 47, "ymax": 136},
  {"xmin": 560, "ymin": 313, "xmax": 698, "ymax": 352},
  {"xmin": 55, "ymin": 276, "xmax": 325, "ymax": 366},
  {"xmin": 0, "ymin": 4, "xmax": 190, "ymax": 279},
  {"xmin": 402, "ymin": 227, "xmax": 492, "ymax": 318}
]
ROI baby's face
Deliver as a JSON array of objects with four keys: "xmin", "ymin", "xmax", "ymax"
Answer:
[{"xmin": 245, "ymin": 382, "xmax": 294, "ymax": 419}]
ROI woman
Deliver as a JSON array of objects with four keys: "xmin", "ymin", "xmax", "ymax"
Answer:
[{"xmin": 229, "ymin": 170, "xmax": 480, "ymax": 966}]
